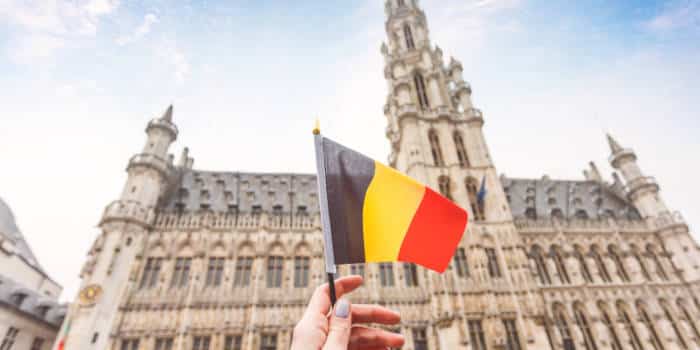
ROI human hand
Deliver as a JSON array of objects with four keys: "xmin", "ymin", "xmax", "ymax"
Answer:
[{"xmin": 290, "ymin": 275, "xmax": 405, "ymax": 350}]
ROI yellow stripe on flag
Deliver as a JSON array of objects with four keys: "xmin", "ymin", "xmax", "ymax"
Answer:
[{"xmin": 362, "ymin": 162, "xmax": 425, "ymax": 262}]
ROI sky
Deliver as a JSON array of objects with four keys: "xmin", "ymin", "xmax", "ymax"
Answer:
[{"xmin": 0, "ymin": 0, "xmax": 698, "ymax": 301}]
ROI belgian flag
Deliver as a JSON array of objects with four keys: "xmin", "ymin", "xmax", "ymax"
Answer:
[{"xmin": 318, "ymin": 136, "xmax": 468, "ymax": 273}]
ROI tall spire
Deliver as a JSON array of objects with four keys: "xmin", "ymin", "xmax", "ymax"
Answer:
[
  {"xmin": 606, "ymin": 133, "xmax": 623, "ymax": 154},
  {"xmin": 161, "ymin": 104, "xmax": 173, "ymax": 122}
]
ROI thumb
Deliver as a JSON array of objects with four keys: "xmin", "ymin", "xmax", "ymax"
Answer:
[{"xmin": 323, "ymin": 298, "xmax": 352, "ymax": 350}]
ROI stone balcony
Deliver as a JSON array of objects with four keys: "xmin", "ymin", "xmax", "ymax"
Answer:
[
  {"xmin": 146, "ymin": 118, "xmax": 178, "ymax": 139},
  {"xmin": 101, "ymin": 200, "xmax": 155, "ymax": 227},
  {"xmin": 127, "ymin": 153, "xmax": 172, "ymax": 177},
  {"xmin": 154, "ymin": 211, "xmax": 320, "ymax": 232}
]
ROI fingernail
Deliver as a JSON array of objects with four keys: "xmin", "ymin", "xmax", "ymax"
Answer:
[{"xmin": 335, "ymin": 299, "xmax": 350, "ymax": 318}]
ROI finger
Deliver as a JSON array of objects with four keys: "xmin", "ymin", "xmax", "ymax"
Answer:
[
  {"xmin": 349, "ymin": 326, "xmax": 405, "ymax": 349},
  {"xmin": 323, "ymin": 298, "xmax": 353, "ymax": 350},
  {"xmin": 305, "ymin": 275, "xmax": 363, "ymax": 318},
  {"xmin": 351, "ymin": 304, "xmax": 401, "ymax": 325}
]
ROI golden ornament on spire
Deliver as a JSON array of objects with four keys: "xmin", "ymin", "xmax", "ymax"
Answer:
[{"xmin": 312, "ymin": 118, "xmax": 321, "ymax": 135}]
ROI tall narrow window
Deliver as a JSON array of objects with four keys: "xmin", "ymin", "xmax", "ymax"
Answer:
[
  {"xmin": 573, "ymin": 304, "xmax": 597, "ymax": 350},
  {"xmin": 120, "ymin": 339, "xmax": 140, "ymax": 350},
  {"xmin": 438, "ymin": 176, "xmax": 452, "ymax": 200},
  {"xmin": 404, "ymin": 263, "xmax": 419, "ymax": 287},
  {"xmin": 553, "ymin": 305, "xmax": 575, "ymax": 350},
  {"xmin": 598, "ymin": 303, "xmax": 623, "ymax": 350},
  {"xmin": 224, "ymin": 335, "xmax": 242, "ymax": 350},
  {"xmin": 631, "ymin": 246, "xmax": 651, "ymax": 281},
  {"xmin": 550, "ymin": 246, "xmax": 570, "ymax": 284},
  {"xmin": 192, "ymin": 336, "xmax": 211, "ymax": 350},
  {"xmin": 412, "ymin": 328, "xmax": 428, "ymax": 350},
  {"xmin": 205, "ymin": 257, "xmax": 225, "ymax": 287},
  {"xmin": 294, "ymin": 257, "xmax": 310, "ymax": 288},
  {"xmin": 155, "ymin": 338, "xmax": 174, "ymax": 350},
  {"xmin": 618, "ymin": 303, "xmax": 643, "ymax": 350},
  {"xmin": 30, "ymin": 337, "xmax": 44, "ymax": 350},
  {"xmin": 234, "ymin": 257, "xmax": 253, "ymax": 287},
  {"xmin": 140, "ymin": 257, "xmax": 163, "ymax": 289},
  {"xmin": 397, "ymin": 0, "xmax": 406, "ymax": 7},
  {"xmin": 608, "ymin": 246, "xmax": 630, "ymax": 282},
  {"xmin": 454, "ymin": 248, "xmax": 469, "ymax": 278},
  {"xmin": 428, "ymin": 130, "xmax": 444, "ymax": 166},
  {"xmin": 350, "ymin": 264, "xmax": 365, "ymax": 279},
  {"xmin": 267, "ymin": 256, "xmax": 284, "ymax": 288},
  {"xmin": 591, "ymin": 248, "xmax": 611, "ymax": 283},
  {"xmin": 503, "ymin": 319, "xmax": 522, "ymax": 350},
  {"xmin": 485, "ymin": 248, "xmax": 501, "ymax": 278},
  {"xmin": 403, "ymin": 24, "xmax": 415, "ymax": 50},
  {"xmin": 466, "ymin": 178, "xmax": 485, "ymax": 221},
  {"xmin": 260, "ymin": 334, "xmax": 277, "ymax": 350},
  {"xmin": 637, "ymin": 302, "xmax": 664, "ymax": 350},
  {"xmin": 453, "ymin": 132, "xmax": 470, "ymax": 167},
  {"xmin": 414, "ymin": 73, "xmax": 430, "ymax": 110},
  {"xmin": 468, "ymin": 320, "xmax": 487, "ymax": 350},
  {"xmin": 1, "ymin": 328, "xmax": 19, "ymax": 350},
  {"xmin": 660, "ymin": 299, "xmax": 687, "ymax": 348},
  {"xmin": 647, "ymin": 245, "xmax": 669, "ymax": 281},
  {"xmin": 574, "ymin": 247, "xmax": 593, "ymax": 283},
  {"xmin": 379, "ymin": 263, "xmax": 395, "ymax": 287},
  {"xmin": 677, "ymin": 299, "xmax": 700, "ymax": 345},
  {"xmin": 171, "ymin": 258, "xmax": 192, "ymax": 288},
  {"xmin": 530, "ymin": 246, "xmax": 551, "ymax": 285}
]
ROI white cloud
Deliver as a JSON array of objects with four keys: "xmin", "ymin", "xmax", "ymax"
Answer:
[
  {"xmin": 0, "ymin": 0, "xmax": 120, "ymax": 62},
  {"xmin": 647, "ymin": 0, "xmax": 700, "ymax": 32},
  {"xmin": 117, "ymin": 13, "xmax": 159, "ymax": 45},
  {"xmin": 157, "ymin": 40, "xmax": 190, "ymax": 84}
]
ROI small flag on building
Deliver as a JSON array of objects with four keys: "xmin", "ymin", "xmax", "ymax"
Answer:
[
  {"xmin": 313, "ymin": 132, "xmax": 468, "ymax": 274},
  {"xmin": 477, "ymin": 175, "xmax": 487, "ymax": 204}
]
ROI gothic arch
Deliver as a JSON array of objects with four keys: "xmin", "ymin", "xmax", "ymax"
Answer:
[
  {"xmin": 266, "ymin": 241, "xmax": 287, "ymax": 256},
  {"xmin": 629, "ymin": 244, "xmax": 651, "ymax": 281},
  {"xmin": 465, "ymin": 177, "xmax": 485, "ymax": 221},
  {"xmin": 529, "ymin": 245, "xmax": 551, "ymax": 285},
  {"xmin": 549, "ymin": 245, "xmax": 570, "ymax": 284},
  {"xmin": 235, "ymin": 241, "xmax": 255, "ymax": 257},
  {"xmin": 597, "ymin": 301, "xmax": 623, "ymax": 350},
  {"xmin": 573, "ymin": 302, "xmax": 598, "ymax": 350},
  {"xmin": 452, "ymin": 130, "xmax": 470, "ymax": 167},
  {"xmin": 293, "ymin": 242, "xmax": 312, "ymax": 256},
  {"xmin": 428, "ymin": 128, "xmax": 444, "ymax": 166},
  {"xmin": 635, "ymin": 300, "xmax": 664, "ymax": 349},
  {"xmin": 659, "ymin": 298, "xmax": 688, "ymax": 348},
  {"xmin": 646, "ymin": 244, "xmax": 669, "ymax": 281},
  {"xmin": 573, "ymin": 244, "xmax": 593, "ymax": 283},
  {"xmin": 616, "ymin": 300, "xmax": 644, "ymax": 350},
  {"xmin": 607, "ymin": 244, "xmax": 630, "ymax": 282},
  {"xmin": 552, "ymin": 303, "xmax": 576, "ymax": 350},
  {"xmin": 590, "ymin": 245, "xmax": 612, "ymax": 283},
  {"xmin": 438, "ymin": 175, "xmax": 453, "ymax": 200},
  {"xmin": 676, "ymin": 298, "xmax": 700, "ymax": 346}
]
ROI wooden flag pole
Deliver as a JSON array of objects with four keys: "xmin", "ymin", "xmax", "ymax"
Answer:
[{"xmin": 313, "ymin": 120, "xmax": 338, "ymax": 306}]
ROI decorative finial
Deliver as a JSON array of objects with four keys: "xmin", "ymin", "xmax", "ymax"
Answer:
[
  {"xmin": 161, "ymin": 104, "xmax": 174, "ymax": 122},
  {"xmin": 312, "ymin": 118, "xmax": 321, "ymax": 135},
  {"xmin": 606, "ymin": 133, "xmax": 623, "ymax": 154}
]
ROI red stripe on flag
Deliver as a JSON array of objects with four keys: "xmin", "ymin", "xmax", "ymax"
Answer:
[{"xmin": 397, "ymin": 188, "xmax": 468, "ymax": 272}]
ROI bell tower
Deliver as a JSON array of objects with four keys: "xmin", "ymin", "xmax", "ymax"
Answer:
[
  {"xmin": 382, "ymin": 1, "xmax": 547, "ymax": 348},
  {"xmin": 54, "ymin": 106, "xmax": 178, "ymax": 350}
]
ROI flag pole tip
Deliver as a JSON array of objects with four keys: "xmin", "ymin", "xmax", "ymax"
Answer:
[{"xmin": 312, "ymin": 118, "xmax": 321, "ymax": 135}]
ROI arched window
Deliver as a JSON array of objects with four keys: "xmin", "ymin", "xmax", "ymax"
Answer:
[
  {"xmin": 659, "ymin": 299, "xmax": 688, "ymax": 348},
  {"xmin": 677, "ymin": 299, "xmax": 700, "ymax": 345},
  {"xmin": 485, "ymin": 248, "xmax": 501, "ymax": 278},
  {"xmin": 574, "ymin": 246, "xmax": 593, "ymax": 283},
  {"xmin": 438, "ymin": 176, "xmax": 453, "ymax": 201},
  {"xmin": 598, "ymin": 302, "xmax": 623, "ymax": 350},
  {"xmin": 453, "ymin": 131, "xmax": 470, "ymax": 167},
  {"xmin": 525, "ymin": 208, "xmax": 537, "ymax": 220},
  {"xmin": 267, "ymin": 256, "xmax": 284, "ymax": 288},
  {"xmin": 550, "ymin": 246, "xmax": 570, "ymax": 284},
  {"xmin": 428, "ymin": 129, "xmax": 444, "ymax": 166},
  {"xmin": 453, "ymin": 247, "xmax": 469, "ymax": 278},
  {"xmin": 294, "ymin": 256, "xmax": 310, "ymax": 288},
  {"xmin": 403, "ymin": 24, "xmax": 415, "ymax": 50},
  {"xmin": 573, "ymin": 303, "xmax": 598, "ymax": 350},
  {"xmin": 530, "ymin": 246, "xmax": 551, "ymax": 285},
  {"xmin": 617, "ymin": 302, "xmax": 643, "ymax": 350},
  {"xmin": 404, "ymin": 263, "xmax": 419, "ymax": 287},
  {"xmin": 637, "ymin": 301, "xmax": 664, "ymax": 350},
  {"xmin": 551, "ymin": 208, "xmax": 564, "ymax": 220},
  {"xmin": 591, "ymin": 246, "xmax": 611, "ymax": 283},
  {"xmin": 397, "ymin": 0, "xmax": 406, "ymax": 7},
  {"xmin": 414, "ymin": 73, "xmax": 430, "ymax": 110},
  {"xmin": 553, "ymin": 304, "xmax": 575, "ymax": 350},
  {"xmin": 575, "ymin": 210, "xmax": 589, "ymax": 219},
  {"xmin": 466, "ymin": 178, "xmax": 485, "ymax": 221},
  {"xmin": 647, "ymin": 245, "xmax": 669, "ymax": 281},
  {"xmin": 630, "ymin": 245, "xmax": 651, "ymax": 281},
  {"xmin": 608, "ymin": 245, "xmax": 630, "ymax": 282}
]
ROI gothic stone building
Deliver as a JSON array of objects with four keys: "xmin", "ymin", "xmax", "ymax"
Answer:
[{"xmin": 56, "ymin": 1, "xmax": 700, "ymax": 350}]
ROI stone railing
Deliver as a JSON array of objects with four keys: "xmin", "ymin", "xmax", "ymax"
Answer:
[
  {"xmin": 127, "ymin": 153, "xmax": 172, "ymax": 176},
  {"xmin": 101, "ymin": 200, "xmax": 155, "ymax": 226},
  {"xmin": 514, "ymin": 217, "xmax": 651, "ymax": 234},
  {"xmin": 154, "ymin": 212, "xmax": 320, "ymax": 231}
]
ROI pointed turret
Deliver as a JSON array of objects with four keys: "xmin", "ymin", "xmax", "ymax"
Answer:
[
  {"xmin": 161, "ymin": 104, "xmax": 173, "ymax": 122},
  {"xmin": 606, "ymin": 133, "xmax": 623, "ymax": 154}
]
